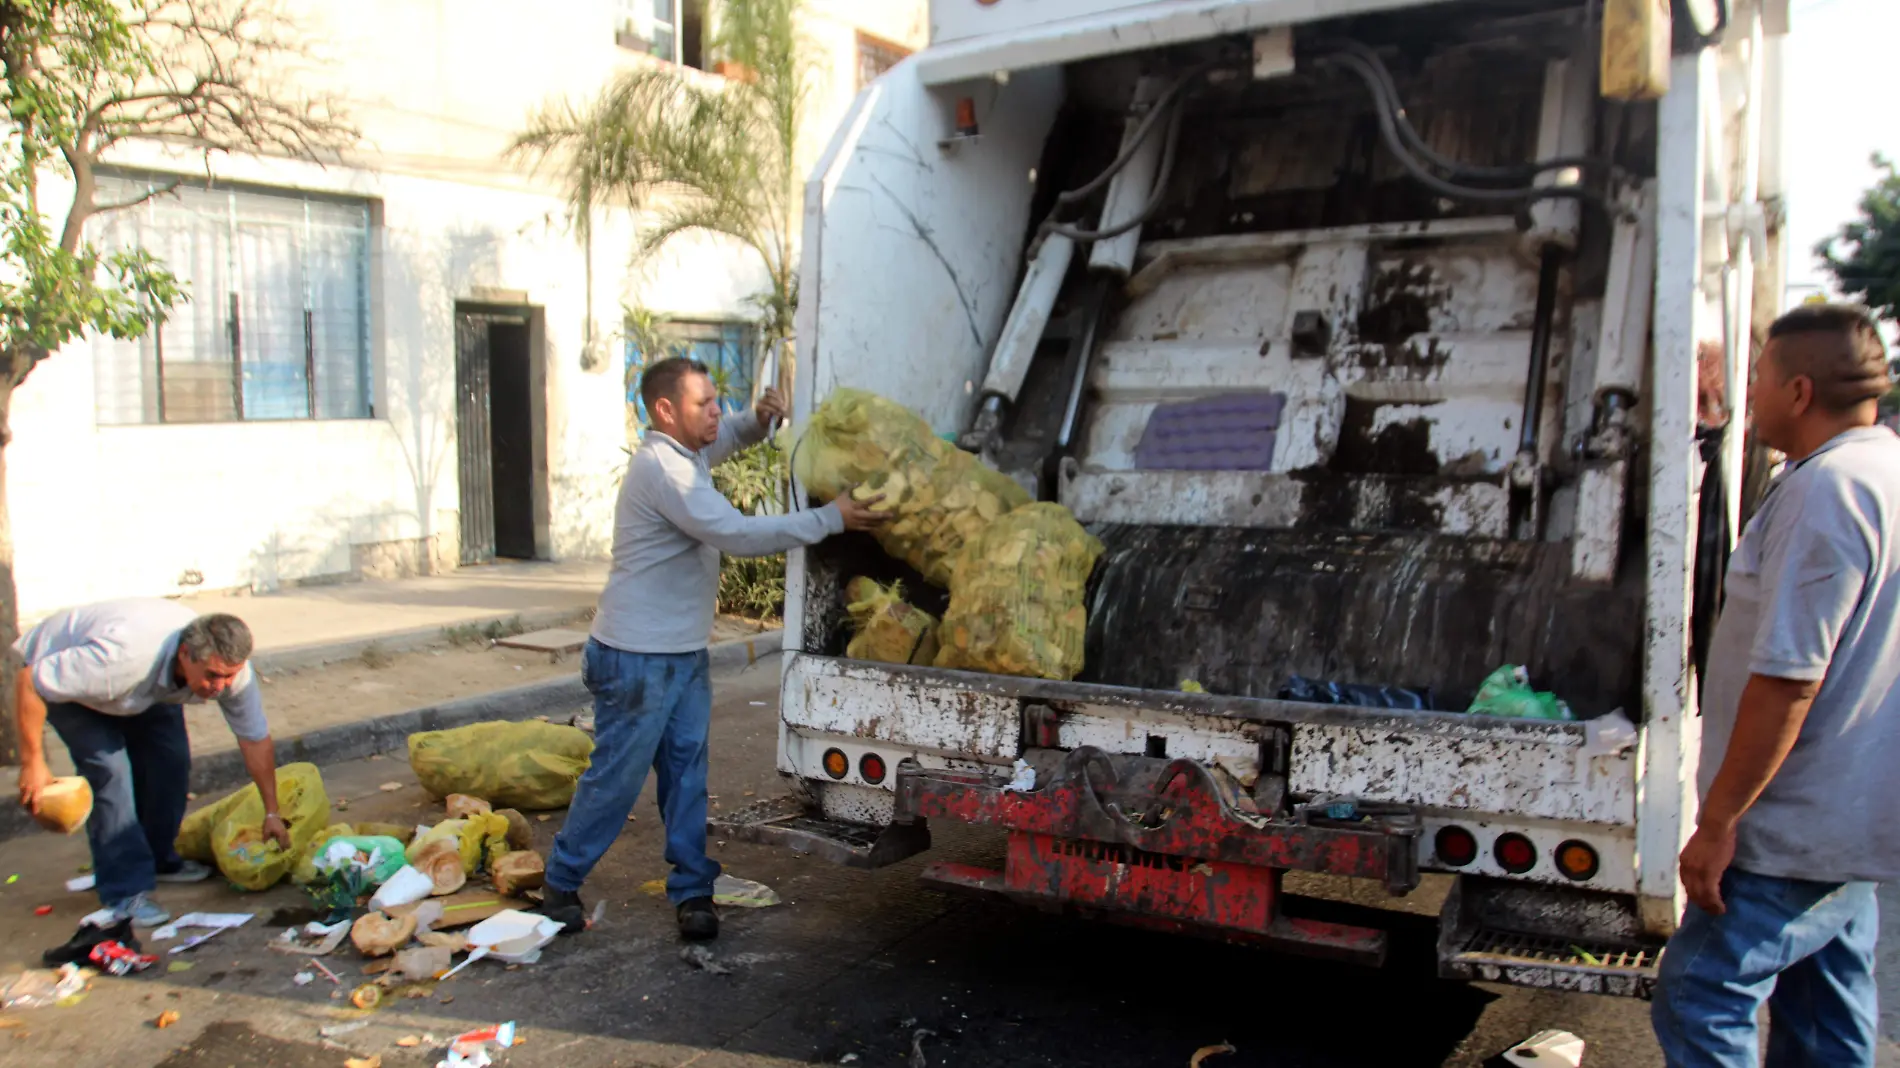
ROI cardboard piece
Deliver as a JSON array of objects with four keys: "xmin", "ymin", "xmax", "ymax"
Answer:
[{"xmin": 386, "ymin": 890, "xmax": 518, "ymax": 929}]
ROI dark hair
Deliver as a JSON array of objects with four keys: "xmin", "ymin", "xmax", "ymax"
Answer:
[
  {"xmin": 639, "ymin": 357, "xmax": 711, "ymax": 416},
  {"xmin": 1766, "ymin": 303, "xmax": 1890, "ymax": 411},
  {"xmin": 180, "ymin": 613, "xmax": 253, "ymax": 665}
]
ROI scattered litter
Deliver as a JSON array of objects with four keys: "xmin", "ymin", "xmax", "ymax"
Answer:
[
  {"xmin": 909, "ymin": 1028, "xmax": 936, "ymax": 1068},
  {"xmin": 446, "ymin": 794, "xmax": 492, "ymax": 819},
  {"xmin": 417, "ymin": 931, "xmax": 469, "ymax": 953},
  {"xmin": 490, "ymin": 852, "xmax": 545, "ymax": 896},
  {"xmin": 32, "ymin": 905, "xmax": 52, "ymax": 916},
  {"xmin": 840, "ymin": 1056, "xmax": 860, "ymax": 1065},
  {"xmin": 166, "ymin": 961, "xmax": 194, "ymax": 973},
  {"xmin": 351, "ymin": 911, "xmax": 418, "ymax": 957},
  {"xmin": 152, "ymin": 1010, "xmax": 180, "ymax": 1029},
  {"xmin": 1002, "ymin": 759, "xmax": 1036, "ymax": 793},
  {"xmin": 348, "ymin": 984, "xmax": 383, "ymax": 1011},
  {"xmin": 65, "ymin": 875, "xmax": 95, "ymax": 893},
  {"xmin": 438, "ymin": 1022, "xmax": 517, "ymax": 1068},
  {"xmin": 369, "ymin": 866, "xmax": 434, "ymax": 910},
  {"xmin": 89, "ymin": 940, "xmax": 158, "ymax": 975},
  {"xmin": 344, "ymin": 1057, "xmax": 382, "ymax": 1068},
  {"xmin": 1178, "ymin": 679, "xmax": 1205, "ymax": 693},
  {"xmin": 4, "ymin": 874, "xmax": 16, "ymax": 884},
  {"xmin": 713, "ymin": 874, "xmax": 780, "ymax": 908},
  {"xmin": 1570, "ymin": 945, "xmax": 1603, "ymax": 966},
  {"xmin": 321, "ymin": 1021, "xmax": 371, "ymax": 1039},
  {"xmin": 271, "ymin": 919, "xmax": 352, "ymax": 957},
  {"xmin": 153, "ymin": 912, "xmax": 255, "ymax": 943},
  {"xmin": 380, "ymin": 783, "xmax": 404, "ymax": 792},
  {"xmin": 398, "ymin": 1036, "xmax": 422, "ymax": 1048},
  {"xmin": 748, "ymin": 701, "xmax": 767, "ymax": 707},
  {"xmin": 1189, "ymin": 1043, "xmax": 1236, "ymax": 1067},
  {"xmin": 1, "ymin": 965, "xmax": 84, "ymax": 1010},
  {"xmin": 390, "ymin": 946, "xmax": 454, "ymax": 982},
  {"xmin": 293, "ymin": 971, "xmax": 316, "ymax": 986},
  {"xmin": 587, "ymin": 901, "xmax": 607, "ymax": 931},
  {"xmin": 446, "ymin": 910, "xmax": 562, "ymax": 974},
  {"xmin": 310, "ymin": 958, "xmax": 344, "ymax": 985},
  {"xmin": 387, "ymin": 890, "xmax": 512, "ymax": 930},
  {"xmin": 535, "ymin": 815, "xmax": 551, "ymax": 823},
  {"xmin": 680, "ymin": 945, "xmax": 730, "ymax": 975},
  {"xmin": 1466, "ymin": 665, "xmax": 1572, "ymax": 721},
  {"xmin": 1501, "ymin": 1030, "xmax": 1584, "ymax": 1067},
  {"xmin": 1584, "ymin": 709, "xmax": 1639, "ymax": 758}
]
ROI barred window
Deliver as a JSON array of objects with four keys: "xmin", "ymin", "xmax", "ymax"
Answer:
[
  {"xmin": 90, "ymin": 173, "xmax": 373, "ymax": 425},
  {"xmin": 625, "ymin": 320, "xmax": 759, "ymax": 426},
  {"xmin": 856, "ymin": 31, "xmax": 910, "ymax": 90}
]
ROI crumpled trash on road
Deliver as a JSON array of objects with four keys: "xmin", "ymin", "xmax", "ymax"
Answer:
[
  {"xmin": 87, "ymin": 940, "xmax": 156, "ymax": 976},
  {"xmin": 639, "ymin": 874, "xmax": 781, "ymax": 908},
  {"xmin": 439, "ymin": 910, "xmax": 563, "ymax": 978},
  {"xmin": 0, "ymin": 964, "xmax": 84, "ymax": 1009},
  {"xmin": 437, "ymin": 1021, "xmax": 517, "ymax": 1068},
  {"xmin": 1501, "ymin": 1030, "xmax": 1584, "ymax": 1066},
  {"xmin": 680, "ymin": 944, "xmax": 731, "ymax": 975},
  {"xmin": 1466, "ymin": 665, "xmax": 1573, "ymax": 721},
  {"xmin": 351, "ymin": 910, "xmax": 418, "ymax": 957},
  {"xmin": 271, "ymin": 919, "xmax": 351, "ymax": 956}
]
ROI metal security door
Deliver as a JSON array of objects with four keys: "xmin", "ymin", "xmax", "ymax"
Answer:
[{"xmin": 455, "ymin": 311, "xmax": 495, "ymax": 565}]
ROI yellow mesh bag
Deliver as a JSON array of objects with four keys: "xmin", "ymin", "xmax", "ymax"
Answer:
[
  {"xmin": 935, "ymin": 503, "xmax": 1103, "ymax": 681},
  {"xmin": 407, "ymin": 720, "xmax": 594, "ymax": 811},
  {"xmin": 797, "ymin": 389, "xmax": 1029, "ymax": 587},
  {"xmin": 844, "ymin": 576, "xmax": 940, "ymax": 666}
]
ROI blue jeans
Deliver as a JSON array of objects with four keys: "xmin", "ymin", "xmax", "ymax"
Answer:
[
  {"xmin": 546, "ymin": 640, "xmax": 719, "ymax": 905},
  {"xmin": 1652, "ymin": 867, "xmax": 1879, "ymax": 1067},
  {"xmin": 45, "ymin": 702, "xmax": 191, "ymax": 907}
]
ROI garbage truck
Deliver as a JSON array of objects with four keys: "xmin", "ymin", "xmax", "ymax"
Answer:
[{"xmin": 716, "ymin": 0, "xmax": 1787, "ymax": 997}]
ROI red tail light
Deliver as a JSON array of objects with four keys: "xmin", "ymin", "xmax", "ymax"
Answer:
[
  {"xmin": 1494, "ymin": 833, "xmax": 1537, "ymax": 874},
  {"xmin": 859, "ymin": 753, "xmax": 888, "ymax": 785},
  {"xmin": 1434, "ymin": 825, "xmax": 1478, "ymax": 867}
]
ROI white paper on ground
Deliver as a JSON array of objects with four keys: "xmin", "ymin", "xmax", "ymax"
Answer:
[
  {"xmin": 368, "ymin": 865, "xmax": 433, "ymax": 910},
  {"xmin": 463, "ymin": 909, "xmax": 564, "ymax": 964},
  {"xmin": 152, "ymin": 912, "xmax": 254, "ymax": 941},
  {"xmin": 65, "ymin": 874, "xmax": 95, "ymax": 893}
]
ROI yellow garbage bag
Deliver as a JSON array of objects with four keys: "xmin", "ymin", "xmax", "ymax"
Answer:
[
  {"xmin": 407, "ymin": 720, "xmax": 594, "ymax": 811},
  {"xmin": 844, "ymin": 577, "xmax": 940, "ymax": 666},
  {"xmin": 197, "ymin": 763, "xmax": 332, "ymax": 891},
  {"xmin": 935, "ymin": 503, "xmax": 1103, "ymax": 681},
  {"xmin": 796, "ymin": 389, "xmax": 1029, "ymax": 587}
]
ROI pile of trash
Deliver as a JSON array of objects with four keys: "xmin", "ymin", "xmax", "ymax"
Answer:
[{"xmin": 798, "ymin": 388, "xmax": 1101, "ymax": 681}]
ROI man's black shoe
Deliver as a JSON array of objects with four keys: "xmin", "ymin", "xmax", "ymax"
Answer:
[
  {"xmin": 42, "ymin": 915, "xmax": 138, "ymax": 967},
  {"xmin": 541, "ymin": 886, "xmax": 586, "ymax": 935},
  {"xmin": 677, "ymin": 896, "xmax": 718, "ymax": 941}
]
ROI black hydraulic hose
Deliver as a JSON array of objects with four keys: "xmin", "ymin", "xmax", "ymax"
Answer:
[
  {"xmin": 1519, "ymin": 245, "xmax": 1564, "ymax": 454},
  {"xmin": 1317, "ymin": 39, "xmax": 1607, "ymax": 182},
  {"xmin": 1043, "ymin": 100, "xmax": 1186, "ymax": 244},
  {"xmin": 1318, "ymin": 52, "xmax": 1601, "ymax": 207},
  {"xmin": 1054, "ymin": 59, "xmax": 1219, "ymax": 210}
]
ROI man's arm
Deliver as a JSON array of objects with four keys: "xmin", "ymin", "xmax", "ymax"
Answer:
[
  {"xmin": 13, "ymin": 666, "xmax": 53, "ymax": 812},
  {"xmin": 1678, "ymin": 675, "xmax": 1819, "ymax": 914},
  {"xmin": 703, "ymin": 402, "xmax": 771, "ymax": 469},
  {"xmin": 654, "ymin": 458, "xmax": 844, "ymax": 558},
  {"xmin": 222, "ymin": 675, "xmax": 289, "ymax": 848}
]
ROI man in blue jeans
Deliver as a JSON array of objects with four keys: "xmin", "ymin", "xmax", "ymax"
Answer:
[
  {"xmin": 14, "ymin": 603, "xmax": 290, "ymax": 932},
  {"xmin": 541, "ymin": 358, "xmax": 887, "ymax": 940},
  {"xmin": 1652, "ymin": 303, "xmax": 1900, "ymax": 1066}
]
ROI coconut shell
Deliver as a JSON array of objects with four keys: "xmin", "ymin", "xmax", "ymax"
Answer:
[
  {"xmin": 444, "ymin": 793, "xmax": 491, "ymax": 819},
  {"xmin": 412, "ymin": 838, "xmax": 466, "ymax": 896},
  {"xmin": 496, "ymin": 809, "xmax": 534, "ymax": 851},
  {"xmin": 32, "ymin": 776, "xmax": 93, "ymax": 835},
  {"xmin": 490, "ymin": 850, "xmax": 546, "ymax": 896},
  {"xmin": 350, "ymin": 910, "xmax": 417, "ymax": 957}
]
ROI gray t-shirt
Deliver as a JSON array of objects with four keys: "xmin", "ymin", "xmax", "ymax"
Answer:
[
  {"xmin": 14, "ymin": 598, "xmax": 270, "ymax": 741},
  {"xmin": 1699, "ymin": 426, "xmax": 1900, "ymax": 883},
  {"xmin": 591, "ymin": 411, "xmax": 843, "ymax": 655}
]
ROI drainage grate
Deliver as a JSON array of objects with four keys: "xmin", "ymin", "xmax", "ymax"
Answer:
[{"xmin": 1457, "ymin": 928, "xmax": 1657, "ymax": 971}]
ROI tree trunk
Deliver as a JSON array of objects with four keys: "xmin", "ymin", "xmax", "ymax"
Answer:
[{"xmin": 0, "ymin": 373, "xmax": 18, "ymax": 767}]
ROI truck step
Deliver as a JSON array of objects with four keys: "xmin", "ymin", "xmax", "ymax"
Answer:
[
  {"xmin": 709, "ymin": 795, "xmax": 930, "ymax": 869},
  {"xmin": 1443, "ymin": 926, "xmax": 1660, "ymax": 998},
  {"xmin": 1437, "ymin": 875, "xmax": 1662, "ymax": 998}
]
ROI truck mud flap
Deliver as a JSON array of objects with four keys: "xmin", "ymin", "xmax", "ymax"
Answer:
[
  {"xmin": 709, "ymin": 795, "xmax": 930, "ymax": 869},
  {"xmin": 1437, "ymin": 875, "xmax": 1664, "ymax": 998}
]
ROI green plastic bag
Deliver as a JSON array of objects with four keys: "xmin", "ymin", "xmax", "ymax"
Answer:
[
  {"xmin": 306, "ymin": 835, "xmax": 408, "ymax": 885},
  {"xmin": 1466, "ymin": 665, "xmax": 1573, "ymax": 721},
  {"xmin": 407, "ymin": 720, "xmax": 594, "ymax": 811}
]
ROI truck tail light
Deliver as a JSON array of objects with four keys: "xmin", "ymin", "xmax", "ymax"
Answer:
[
  {"xmin": 859, "ymin": 753, "xmax": 888, "ymax": 785},
  {"xmin": 1494, "ymin": 832, "xmax": 1537, "ymax": 874},
  {"xmin": 1555, "ymin": 839, "xmax": 1600, "ymax": 881},
  {"xmin": 1434, "ymin": 825, "xmax": 1477, "ymax": 867},
  {"xmin": 821, "ymin": 748, "xmax": 849, "ymax": 779}
]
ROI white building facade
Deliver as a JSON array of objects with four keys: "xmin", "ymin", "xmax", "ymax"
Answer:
[{"xmin": 8, "ymin": 0, "xmax": 924, "ymax": 618}]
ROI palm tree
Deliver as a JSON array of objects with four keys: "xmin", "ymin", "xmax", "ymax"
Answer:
[{"xmin": 512, "ymin": 0, "xmax": 811, "ymax": 360}]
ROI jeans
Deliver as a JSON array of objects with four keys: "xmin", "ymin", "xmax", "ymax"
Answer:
[
  {"xmin": 1652, "ymin": 867, "xmax": 1879, "ymax": 1068},
  {"xmin": 546, "ymin": 640, "xmax": 719, "ymax": 905},
  {"xmin": 45, "ymin": 702, "xmax": 191, "ymax": 907}
]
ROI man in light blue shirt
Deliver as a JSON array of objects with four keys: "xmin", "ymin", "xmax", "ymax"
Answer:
[
  {"xmin": 1653, "ymin": 304, "xmax": 1900, "ymax": 1066},
  {"xmin": 542, "ymin": 357, "xmax": 887, "ymax": 940},
  {"xmin": 14, "ymin": 601, "xmax": 289, "ymax": 931}
]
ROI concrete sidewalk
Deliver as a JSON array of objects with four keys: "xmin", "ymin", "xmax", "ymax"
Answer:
[{"xmin": 172, "ymin": 559, "xmax": 610, "ymax": 673}]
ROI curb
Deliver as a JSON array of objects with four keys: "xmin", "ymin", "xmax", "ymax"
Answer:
[
  {"xmin": 249, "ymin": 605, "xmax": 598, "ymax": 677},
  {"xmin": 0, "ymin": 629, "xmax": 783, "ymax": 843}
]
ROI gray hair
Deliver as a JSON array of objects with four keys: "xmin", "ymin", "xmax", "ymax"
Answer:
[{"xmin": 180, "ymin": 613, "xmax": 254, "ymax": 665}]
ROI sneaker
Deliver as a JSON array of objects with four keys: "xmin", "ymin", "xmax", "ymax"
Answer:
[
  {"xmin": 541, "ymin": 886, "xmax": 586, "ymax": 935},
  {"xmin": 677, "ymin": 896, "xmax": 718, "ymax": 942},
  {"xmin": 112, "ymin": 893, "xmax": 172, "ymax": 928},
  {"xmin": 156, "ymin": 859, "xmax": 213, "ymax": 884}
]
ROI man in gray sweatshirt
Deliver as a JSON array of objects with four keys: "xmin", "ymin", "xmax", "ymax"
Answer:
[{"xmin": 542, "ymin": 357, "xmax": 887, "ymax": 940}]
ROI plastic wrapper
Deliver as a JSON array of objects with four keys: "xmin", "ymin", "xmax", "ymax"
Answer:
[
  {"xmin": 843, "ymin": 577, "xmax": 939, "ymax": 666},
  {"xmin": 935, "ymin": 503, "xmax": 1103, "ymax": 681},
  {"xmin": 176, "ymin": 763, "xmax": 331, "ymax": 891},
  {"xmin": 1466, "ymin": 665, "xmax": 1574, "ymax": 721},
  {"xmin": 408, "ymin": 721, "xmax": 594, "ymax": 811},
  {"xmin": 796, "ymin": 388, "xmax": 1029, "ymax": 587}
]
